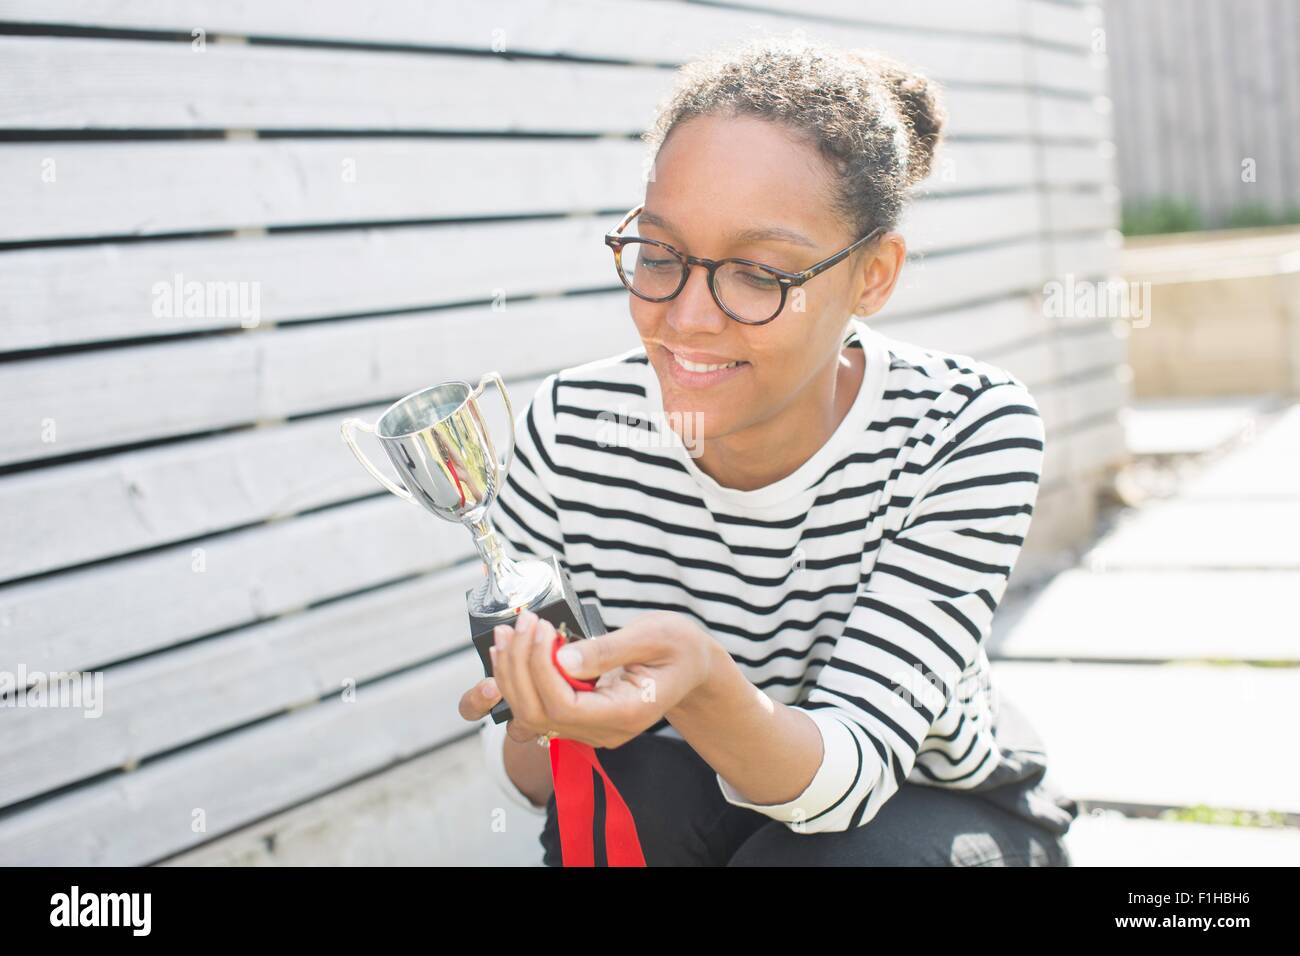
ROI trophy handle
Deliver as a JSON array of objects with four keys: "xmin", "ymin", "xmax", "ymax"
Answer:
[
  {"xmin": 471, "ymin": 371, "xmax": 515, "ymax": 486},
  {"xmin": 340, "ymin": 418, "xmax": 415, "ymax": 503}
]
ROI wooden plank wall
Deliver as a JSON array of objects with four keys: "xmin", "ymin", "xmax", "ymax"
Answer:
[
  {"xmin": 1104, "ymin": 0, "xmax": 1300, "ymax": 226},
  {"xmin": 0, "ymin": 0, "xmax": 1125, "ymax": 865}
]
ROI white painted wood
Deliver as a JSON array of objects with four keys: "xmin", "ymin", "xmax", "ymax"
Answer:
[
  {"xmin": 0, "ymin": 376, "xmax": 547, "ymax": 582},
  {"xmin": 0, "ymin": 495, "xmax": 470, "ymax": 677},
  {"xmin": 0, "ymin": 36, "xmax": 670, "ymax": 132},
  {"xmin": 0, "ymin": 656, "xmax": 483, "ymax": 865},
  {"xmin": 0, "ymin": 138, "xmax": 647, "ymax": 243},
  {"xmin": 0, "ymin": 0, "xmax": 1032, "ymax": 53},
  {"xmin": 1024, "ymin": 0, "xmax": 1099, "ymax": 50},
  {"xmin": 0, "ymin": 293, "xmax": 639, "ymax": 466},
  {"xmin": 0, "ymin": 568, "xmax": 480, "ymax": 809},
  {"xmin": 0, "ymin": 217, "xmax": 617, "ymax": 350},
  {"xmin": 0, "ymin": 96, "xmax": 1070, "ymax": 244},
  {"xmin": 159, "ymin": 736, "xmax": 544, "ymax": 866}
]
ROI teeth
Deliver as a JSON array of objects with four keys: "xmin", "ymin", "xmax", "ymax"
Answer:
[{"xmin": 673, "ymin": 352, "xmax": 742, "ymax": 373}]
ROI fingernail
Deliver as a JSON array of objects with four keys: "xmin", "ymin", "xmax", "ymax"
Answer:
[
  {"xmin": 494, "ymin": 624, "xmax": 510, "ymax": 647},
  {"xmin": 518, "ymin": 609, "xmax": 537, "ymax": 629},
  {"xmin": 557, "ymin": 645, "xmax": 581, "ymax": 671},
  {"xmin": 482, "ymin": 678, "xmax": 499, "ymax": 699}
]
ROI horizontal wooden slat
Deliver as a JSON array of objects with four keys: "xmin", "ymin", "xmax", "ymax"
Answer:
[
  {"xmin": 1, "ymin": 566, "xmax": 477, "ymax": 809},
  {"xmin": 0, "ymin": 655, "xmax": 479, "ymax": 865},
  {"xmin": 739, "ymin": 0, "xmax": 1024, "ymax": 37},
  {"xmin": 0, "ymin": 138, "xmax": 645, "ymax": 244},
  {"xmin": 1025, "ymin": 0, "xmax": 1098, "ymax": 49},
  {"xmin": 0, "ymin": 36, "xmax": 668, "ymax": 132},
  {"xmin": 0, "ymin": 0, "xmax": 1035, "ymax": 57},
  {"xmin": 888, "ymin": 239, "xmax": 1044, "ymax": 316},
  {"xmin": 0, "ymin": 216, "xmax": 616, "ymax": 351},
  {"xmin": 1042, "ymin": 141, "xmax": 1114, "ymax": 186},
  {"xmin": 1046, "ymin": 187, "xmax": 1119, "ymax": 233},
  {"xmin": 898, "ymin": 189, "xmax": 1042, "ymax": 252},
  {"xmin": 1, "ymin": 495, "xmax": 466, "ymax": 677},
  {"xmin": 0, "ymin": 374, "xmax": 546, "ymax": 582},
  {"xmin": 1030, "ymin": 45, "xmax": 1106, "ymax": 96},
  {"xmin": 0, "ymin": 294, "xmax": 640, "ymax": 466},
  {"xmin": 0, "ymin": 32, "xmax": 1075, "ymax": 134},
  {"xmin": 158, "ymin": 735, "xmax": 545, "ymax": 866},
  {"xmin": 1032, "ymin": 91, "xmax": 1109, "ymax": 141},
  {"xmin": 879, "ymin": 294, "xmax": 1047, "ymax": 358}
]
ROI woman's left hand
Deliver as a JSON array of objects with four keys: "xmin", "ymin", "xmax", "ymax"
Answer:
[{"xmin": 489, "ymin": 608, "xmax": 715, "ymax": 749}]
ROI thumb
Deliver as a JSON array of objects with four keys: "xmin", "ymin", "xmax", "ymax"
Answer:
[{"xmin": 555, "ymin": 621, "xmax": 659, "ymax": 681}]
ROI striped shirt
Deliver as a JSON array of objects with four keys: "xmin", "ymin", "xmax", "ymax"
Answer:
[{"xmin": 479, "ymin": 315, "xmax": 1049, "ymax": 834}]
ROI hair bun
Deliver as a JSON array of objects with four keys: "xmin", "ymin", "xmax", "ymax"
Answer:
[{"xmin": 854, "ymin": 53, "xmax": 947, "ymax": 188}]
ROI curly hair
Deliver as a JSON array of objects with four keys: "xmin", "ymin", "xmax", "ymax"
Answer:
[{"xmin": 641, "ymin": 33, "xmax": 947, "ymax": 242}]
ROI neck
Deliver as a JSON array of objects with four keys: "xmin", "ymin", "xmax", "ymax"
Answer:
[{"xmin": 692, "ymin": 341, "xmax": 865, "ymax": 492}]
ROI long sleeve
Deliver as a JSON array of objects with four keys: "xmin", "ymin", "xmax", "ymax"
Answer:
[
  {"xmin": 478, "ymin": 373, "xmax": 566, "ymax": 817},
  {"xmin": 715, "ymin": 379, "xmax": 1046, "ymax": 833}
]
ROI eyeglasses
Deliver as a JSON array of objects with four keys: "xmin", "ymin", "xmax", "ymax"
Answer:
[{"xmin": 604, "ymin": 202, "xmax": 886, "ymax": 326}]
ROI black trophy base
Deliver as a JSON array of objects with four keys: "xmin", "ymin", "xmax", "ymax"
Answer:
[{"xmin": 468, "ymin": 554, "xmax": 608, "ymax": 724}]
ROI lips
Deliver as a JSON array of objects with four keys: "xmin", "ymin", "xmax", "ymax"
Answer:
[
  {"xmin": 658, "ymin": 344, "xmax": 751, "ymax": 389},
  {"xmin": 663, "ymin": 346, "xmax": 750, "ymax": 371}
]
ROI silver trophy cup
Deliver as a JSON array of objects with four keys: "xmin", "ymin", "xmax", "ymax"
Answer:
[{"xmin": 340, "ymin": 372, "xmax": 606, "ymax": 723}]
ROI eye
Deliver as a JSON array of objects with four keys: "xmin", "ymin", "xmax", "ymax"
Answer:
[
  {"xmin": 640, "ymin": 252, "xmax": 676, "ymax": 272},
  {"xmin": 732, "ymin": 266, "xmax": 781, "ymax": 290}
]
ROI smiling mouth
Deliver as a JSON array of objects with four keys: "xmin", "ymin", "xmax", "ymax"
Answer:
[
  {"xmin": 673, "ymin": 353, "xmax": 745, "ymax": 372},
  {"xmin": 661, "ymin": 346, "xmax": 751, "ymax": 372}
]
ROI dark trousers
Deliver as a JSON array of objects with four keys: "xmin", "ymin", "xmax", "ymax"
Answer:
[{"xmin": 540, "ymin": 701, "xmax": 1079, "ymax": 867}]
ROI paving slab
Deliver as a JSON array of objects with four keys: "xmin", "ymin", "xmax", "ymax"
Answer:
[
  {"xmin": 1181, "ymin": 404, "xmax": 1300, "ymax": 499},
  {"xmin": 991, "ymin": 569, "xmax": 1300, "ymax": 663},
  {"xmin": 1081, "ymin": 499, "xmax": 1300, "ymax": 569},
  {"xmin": 1120, "ymin": 397, "xmax": 1274, "ymax": 457},
  {"xmin": 1064, "ymin": 811, "xmax": 1300, "ymax": 866},
  {"xmin": 991, "ymin": 661, "xmax": 1300, "ymax": 816}
]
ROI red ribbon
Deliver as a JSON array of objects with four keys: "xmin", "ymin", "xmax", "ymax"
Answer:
[{"xmin": 548, "ymin": 633, "xmax": 646, "ymax": 867}]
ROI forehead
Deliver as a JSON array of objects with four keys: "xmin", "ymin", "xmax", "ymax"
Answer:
[{"xmin": 643, "ymin": 114, "xmax": 839, "ymax": 249}]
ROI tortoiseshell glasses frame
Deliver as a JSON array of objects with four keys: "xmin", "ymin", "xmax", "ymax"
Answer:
[{"xmin": 604, "ymin": 202, "xmax": 887, "ymax": 326}]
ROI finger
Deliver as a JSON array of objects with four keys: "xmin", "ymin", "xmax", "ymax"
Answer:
[
  {"xmin": 506, "ymin": 719, "xmax": 543, "ymax": 743},
  {"xmin": 457, "ymin": 677, "xmax": 501, "ymax": 721},
  {"xmin": 554, "ymin": 619, "xmax": 666, "ymax": 682},
  {"xmin": 489, "ymin": 624, "xmax": 519, "ymax": 719},
  {"xmin": 527, "ymin": 617, "xmax": 580, "ymax": 720},
  {"xmin": 505, "ymin": 609, "xmax": 548, "ymax": 724}
]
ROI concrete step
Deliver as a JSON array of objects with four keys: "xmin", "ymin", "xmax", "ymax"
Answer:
[
  {"xmin": 1082, "ymin": 499, "xmax": 1300, "ymax": 569},
  {"xmin": 1064, "ymin": 810, "xmax": 1300, "ymax": 866},
  {"xmin": 991, "ymin": 661, "xmax": 1300, "ymax": 816},
  {"xmin": 1181, "ymin": 403, "xmax": 1300, "ymax": 499},
  {"xmin": 991, "ymin": 569, "xmax": 1300, "ymax": 663},
  {"xmin": 1120, "ymin": 397, "xmax": 1274, "ymax": 457}
]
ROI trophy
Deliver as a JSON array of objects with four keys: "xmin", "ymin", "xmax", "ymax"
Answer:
[{"xmin": 341, "ymin": 372, "xmax": 607, "ymax": 723}]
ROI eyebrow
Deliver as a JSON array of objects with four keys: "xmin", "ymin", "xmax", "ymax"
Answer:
[{"xmin": 637, "ymin": 209, "xmax": 819, "ymax": 250}]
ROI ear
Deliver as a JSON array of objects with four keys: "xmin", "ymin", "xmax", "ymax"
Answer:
[{"xmin": 853, "ymin": 231, "xmax": 907, "ymax": 317}]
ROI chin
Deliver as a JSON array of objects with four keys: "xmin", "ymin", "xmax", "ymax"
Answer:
[{"xmin": 658, "ymin": 395, "xmax": 723, "ymax": 449}]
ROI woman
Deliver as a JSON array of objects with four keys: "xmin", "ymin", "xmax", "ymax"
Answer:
[{"xmin": 458, "ymin": 34, "xmax": 1079, "ymax": 866}]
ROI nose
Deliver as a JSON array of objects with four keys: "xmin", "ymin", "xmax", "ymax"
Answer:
[{"xmin": 664, "ymin": 260, "xmax": 729, "ymax": 336}]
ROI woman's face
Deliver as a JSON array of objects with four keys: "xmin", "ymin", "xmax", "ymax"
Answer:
[{"xmin": 629, "ymin": 113, "xmax": 902, "ymax": 443}]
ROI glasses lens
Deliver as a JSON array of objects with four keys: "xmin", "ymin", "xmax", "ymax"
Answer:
[
  {"xmin": 715, "ymin": 260, "xmax": 783, "ymax": 323},
  {"xmin": 619, "ymin": 240, "xmax": 684, "ymax": 300}
]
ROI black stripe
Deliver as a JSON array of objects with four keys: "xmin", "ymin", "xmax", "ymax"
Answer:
[{"xmin": 591, "ymin": 765, "xmax": 607, "ymax": 867}]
